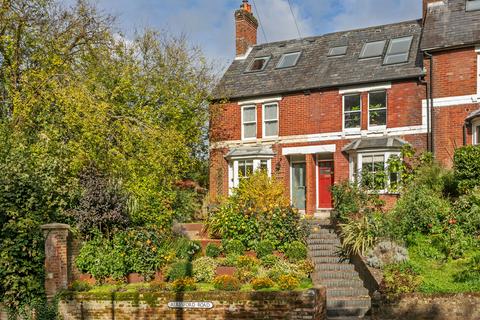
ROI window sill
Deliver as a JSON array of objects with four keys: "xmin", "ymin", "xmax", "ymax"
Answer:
[{"xmin": 343, "ymin": 129, "xmax": 361, "ymax": 135}]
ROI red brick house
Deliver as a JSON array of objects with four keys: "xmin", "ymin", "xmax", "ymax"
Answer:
[{"xmin": 209, "ymin": 0, "xmax": 480, "ymax": 216}]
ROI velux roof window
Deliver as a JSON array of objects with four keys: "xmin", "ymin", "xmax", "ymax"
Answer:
[
  {"xmin": 276, "ymin": 51, "xmax": 301, "ymax": 69},
  {"xmin": 466, "ymin": 0, "xmax": 480, "ymax": 11},
  {"xmin": 247, "ymin": 56, "xmax": 270, "ymax": 72},
  {"xmin": 383, "ymin": 36, "xmax": 413, "ymax": 65},
  {"xmin": 328, "ymin": 46, "xmax": 347, "ymax": 57},
  {"xmin": 359, "ymin": 40, "xmax": 386, "ymax": 59}
]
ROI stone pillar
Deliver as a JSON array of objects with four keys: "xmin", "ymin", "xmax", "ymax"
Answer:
[
  {"xmin": 305, "ymin": 154, "xmax": 317, "ymax": 216},
  {"xmin": 41, "ymin": 223, "xmax": 71, "ymax": 299}
]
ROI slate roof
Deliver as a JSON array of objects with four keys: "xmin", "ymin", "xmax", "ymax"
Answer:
[
  {"xmin": 342, "ymin": 137, "xmax": 408, "ymax": 153},
  {"xmin": 421, "ymin": 0, "xmax": 480, "ymax": 51},
  {"xmin": 213, "ymin": 20, "xmax": 424, "ymax": 100}
]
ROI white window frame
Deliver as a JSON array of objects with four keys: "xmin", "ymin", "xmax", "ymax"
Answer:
[
  {"xmin": 473, "ymin": 119, "xmax": 480, "ymax": 145},
  {"xmin": 276, "ymin": 52, "xmax": 301, "ymax": 69},
  {"xmin": 229, "ymin": 158, "xmax": 272, "ymax": 192},
  {"xmin": 343, "ymin": 93, "xmax": 362, "ymax": 132},
  {"xmin": 241, "ymin": 105, "xmax": 257, "ymax": 141},
  {"xmin": 262, "ymin": 102, "xmax": 279, "ymax": 138},
  {"xmin": 349, "ymin": 150, "xmax": 401, "ymax": 193},
  {"xmin": 467, "ymin": 0, "xmax": 480, "ymax": 11},
  {"xmin": 368, "ymin": 90, "xmax": 388, "ymax": 130}
]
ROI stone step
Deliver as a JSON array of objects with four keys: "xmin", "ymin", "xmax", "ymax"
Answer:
[
  {"xmin": 328, "ymin": 297, "xmax": 371, "ymax": 309},
  {"xmin": 321, "ymin": 279, "xmax": 365, "ymax": 288},
  {"xmin": 313, "ymin": 271, "xmax": 360, "ymax": 280},
  {"xmin": 327, "ymin": 307, "xmax": 370, "ymax": 318},
  {"xmin": 312, "ymin": 256, "xmax": 350, "ymax": 264},
  {"xmin": 309, "ymin": 227, "xmax": 336, "ymax": 234},
  {"xmin": 327, "ymin": 287, "xmax": 369, "ymax": 298},
  {"xmin": 308, "ymin": 233, "xmax": 339, "ymax": 240},
  {"xmin": 307, "ymin": 238, "xmax": 341, "ymax": 245},
  {"xmin": 308, "ymin": 243, "xmax": 341, "ymax": 251},
  {"xmin": 315, "ymin": 263, "xmax": 355, "ymax": 271},
  {"xmin": 309, "ymin": 249, "xmax": 341, "ymax": 257}
]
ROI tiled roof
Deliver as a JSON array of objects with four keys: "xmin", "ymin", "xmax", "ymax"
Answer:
[
  {"xmin": 421, "ymin": 0, "xmax": 480, "ymax": 51},
  {"xmin": 342, "ymin": 137, "xmax": 408, "ymax": 152},
  {"xmin": 225, "ymin": 146, "xmax": 275, "ymax": 159},
  {"xmin": 213, "ymin": 20, "xmax": 424, "ymax": 100}
]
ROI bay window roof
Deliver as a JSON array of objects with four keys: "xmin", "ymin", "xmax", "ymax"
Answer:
[{"xmin": 342, "ymin": 137, "xmax": 408, "ymax": 153}]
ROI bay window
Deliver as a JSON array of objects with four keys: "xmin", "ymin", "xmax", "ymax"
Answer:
[
  {"xmin": 368, "ymin": 91, "xmax": 387, "ymax": 128},
  {"xmin": 350, "ymin": 151, "xmax": 400, "ymax": 192},
  {"xmin": 343, "ymin": 94, "xmax": 361, "ymax": 130},
  {"xmin": 242, "ymin": 106, "xmax": 257, "ymax": 140},
  {"xmin": 229, "ymin": 158, "xmax": 272, "ymax": 191}
]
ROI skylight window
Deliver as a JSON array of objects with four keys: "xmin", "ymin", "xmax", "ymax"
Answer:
[
  {"xmin": 466, "ymin": 0, "xmax": 480, "ymax": 11},
  {"xmin": 328, "ymin": 46, "xmax": 347, "ymax": 57},
  {"xmin": 383, "ymin": 36, "xmax": 413, "ymax": 65},
  {"xmin": 359, "ymin": 40, "xmax": 386, "ymax": 59},
  {"xmin": 276, "ymin": 52, "xmax": 301, "ymax": 69},
  {"xmin": 247, "ymin": 56, "xmax": 270, "ymax": 72}
]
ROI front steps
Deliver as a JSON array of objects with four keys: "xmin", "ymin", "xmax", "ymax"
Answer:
[{"xmin": 308, "ymin": 220, "xmax": 371, "ymax": 319}]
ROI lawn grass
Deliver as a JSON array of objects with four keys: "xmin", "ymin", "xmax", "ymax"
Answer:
[{"xmin": 408, "ymin": 243, "xmax": 480, "ymax": 293}]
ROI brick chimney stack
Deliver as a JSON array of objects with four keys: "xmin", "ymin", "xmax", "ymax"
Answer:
[{"xmin": 235, "ymin": 0, "xmax": 258, "ymax": 57}]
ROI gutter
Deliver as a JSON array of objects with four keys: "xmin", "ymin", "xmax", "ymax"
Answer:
[{"xmin": 424, "ymin": 51, "xmax": 435, "ymax": 155}]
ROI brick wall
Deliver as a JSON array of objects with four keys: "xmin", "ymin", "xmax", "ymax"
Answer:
[
  {"xmin": 373, "ymin": 293, "xmax": 480, "ymax": 320},
  {"xmin": 59, "ymin": 288, "xmax": 327, "ymax": 320}
]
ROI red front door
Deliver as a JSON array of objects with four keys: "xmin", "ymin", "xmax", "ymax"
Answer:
[{"xmin": 318, "ymin": 160, "xmax": 334, "ymax": 208}]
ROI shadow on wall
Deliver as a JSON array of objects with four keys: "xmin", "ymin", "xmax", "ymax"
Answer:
[{"xmin": 372, "ymin": 300, "xmax": 478, "ymax": 320}]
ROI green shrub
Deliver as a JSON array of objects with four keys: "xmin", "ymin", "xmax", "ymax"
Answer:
[
  {"xmin": 260, "ymin": 254, "xmax": 279, "ymax": 268},
  {"xmin": 267, "ymin": 260, "xmax": 302, "ymax": 281},
  {"xmin": 454, "ymin": 145, "xmax": 480, "ymax": 193},
  {"xmin": 166, "ymin": 260, "xmax": 193, "ymax": 281},
  {"xmin": 454, "ymin": 253, "xmax": 480, "ymax": 283},
  {"xmin": 453, "ymin": 188, "xmax": 480, "ymax": 235},
  {"xmin": 340, "ymin": 214, "xmax": 377, "ymax": 255},
  {"xmin": 277, "ymin": 275, "xmax": 300, "ymax": 290},
  {"xmin": 205, "ymin": 243, "xmax": 222, "ymax": 258},
  {"xmin": 207, "ymin": 171, "xmax": 305, "ymax": 249},
  {"xmin": 284, "ymin": 241, "xmax": 308, "ymax": 262},
  {"xmin": 234, "ymin": 267, "xmax": 257, "ymax": 283},
  {"xmin": 169, "ymin": 278, "xmax": 196, "ymax": 292},
  {"xmin": 223, "ymin": 239, "xmax": 245, "ymax": 256},
  {"xmin": 380, "ymin": 262, "xmax": 422, "ymax": 300},
  {"xmin": 174, "ymin": 238, "xmax": 202, "ymax": 260},
  {"xmin": 219, "ymin": 254, "xmax": 239, "ymax": 267},
  {"xmin": 212, "ymin": 275, "xmax": 241, "ymax": 291},
  {"xmin": 296, "ymin": 259, "xmax": 315, "ymax": 275},
  {"xmin": 192, "ymin": 257, "xmax": 217, "ymax": 282},
  {"xmin": 69, "ymin": 280, "xmax": 92, "ymax": 292},
  {"xmin": 256, "ymin": 240, "xmax": 275, "ymax": 258},
  {"xmin": 251, "ymin": 277, "xmax": 275, "ymax": 290},
  {"xmin": 388, "ymin": 186, "xmax": 451, "ymax": 238}
]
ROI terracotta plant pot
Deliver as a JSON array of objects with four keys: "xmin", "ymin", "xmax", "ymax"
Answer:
[
  {"xmin": 78, "ymin": 274, "xmax": 96, "ymax": 285},
  {"xmin": 215, "ymin": 266, "xmax": 237, "ymax": 277},
  {"xmin": 127, "ymin": 273, "xmax": 145, "ymax": 284}
]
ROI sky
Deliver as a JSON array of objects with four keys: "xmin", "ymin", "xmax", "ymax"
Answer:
[{"xmin": 63, "ymin": 0, "xmax": 423, "ymax": 70}]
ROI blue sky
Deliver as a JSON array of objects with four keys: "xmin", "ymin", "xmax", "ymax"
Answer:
[{"xmin": 63, "ymin": 0, "xmax": 422, "ymax": 69}]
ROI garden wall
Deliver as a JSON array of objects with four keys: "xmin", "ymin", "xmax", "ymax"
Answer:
[
  {"xmin": 372, "ymin": 293, "xmax": 480, "ymax": 320},
  {"xmin": 59, "ymin": 288, "xmax": 326, "ymax": 320}
]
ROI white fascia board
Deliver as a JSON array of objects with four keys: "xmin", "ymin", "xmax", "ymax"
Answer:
[
  {"xmin": 339, "ymin": 82, "xmax": 392, "ymax": 95},
  {"xmin": 282, "ymin": 144, "xmax": 336, "ymax": 156},
  {"xmin": 422, "ymin": 95, "xmax": 478, "ymax": 108},
  {"xmin": 238, "ymin": 96, "xmax": 282, "ymax": 106},
  {"xmin": 234, "ymin": 47, "xmax": 253, "ymax": 60}
]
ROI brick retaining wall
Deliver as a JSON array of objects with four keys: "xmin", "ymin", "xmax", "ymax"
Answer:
[
  {"xmin": 372, "ymin": 293, "xmax": 480, "ymax": 320},
  {"xmin": 59, "ymin": 288, "xmax": 326, "ymax": 320}
]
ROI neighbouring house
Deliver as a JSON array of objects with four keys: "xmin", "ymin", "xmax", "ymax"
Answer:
[{"xmin": 209, "ymin": 0, "xmax": 480, "ymax": 216}]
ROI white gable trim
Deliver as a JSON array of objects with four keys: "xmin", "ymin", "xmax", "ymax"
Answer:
[
  {"xmin": 339, "ymin": 82, "xmax": 392, "ymax": 95},
  {"xmin": 282, "ymin": 145, "xmax": 336, "ymax": 155},
  {"xmin": 238, "ymin": 96, "xmax": 282, "ymax": 106}
]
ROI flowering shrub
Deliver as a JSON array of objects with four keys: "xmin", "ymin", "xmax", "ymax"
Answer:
[
  {"xmin": 212, "ymin": 275, "xmax": 241, "ymax": 291},
  {"xmin": 267, "ymin": 260, "xmax": 303, "ymax": 281},
  {"xmin": 169, "ymin": 278, "xmax": 196, "ymax": 292},
  {"xmin": 192, "ymin": 257, "xmax": 217, "ymax": 282},
  {"xmin": 380, "ymin": 263, "xmax": 422, "ymax": 300},
  {"xmin": 236, "ymin": 255, "xmax": 259, "ymax": 269},
  {"xmin": 277, "ymin": 275, "xmax": 299, "ymax": 290},
  {"xmin": 260, "ymin": 254, "xmax": 279, "ymax": 268},
  {"xmin": 251, "ymin": 277, "xmax": 275, "ymax": 290},
  {"xmin": 207, "ymin": 171, "xmax": 307, "ymax": 249},
  {"xmin": 297, "ymin": 259, "xmax": 315, "ymax": 275}
]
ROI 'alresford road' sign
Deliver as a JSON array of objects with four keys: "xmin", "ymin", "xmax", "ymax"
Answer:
[{"xmin": 167, "ymin": 302, "xmax": 214, "ymax": 309}]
